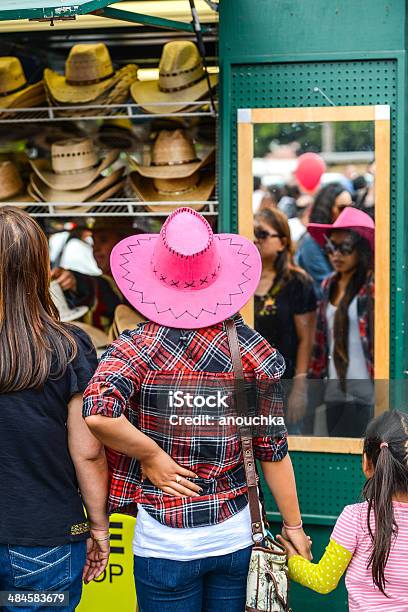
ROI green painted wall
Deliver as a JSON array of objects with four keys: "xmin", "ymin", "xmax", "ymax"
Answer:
[{"xmin": 218, "ymin": 1, "xmax": 408, "ymax": 609}]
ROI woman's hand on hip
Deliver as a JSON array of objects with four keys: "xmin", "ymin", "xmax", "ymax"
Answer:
[{"xmin": 140, "ymin": 447, "xmax": 202, "ymax": 497}]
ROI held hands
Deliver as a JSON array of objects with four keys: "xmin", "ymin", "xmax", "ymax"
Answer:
[
  {"xmin": 276, "ymin": 528, "xmax": 313, "ymax": 561},
  {"xmin": 140, "ymin": 447, "xmax": 202, "ymax": 498},
  {"xmin": 83, "ymin": 527, "xmax": 110, "ymax": 584},
  {"xmin": 51, "ymin": 267, "xmax": 77, "ymax": 292}
]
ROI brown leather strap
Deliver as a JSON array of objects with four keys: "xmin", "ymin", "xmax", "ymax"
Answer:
[{"xmin": 225, "ymin": 317, "xmax": 264, "ymax": 543}]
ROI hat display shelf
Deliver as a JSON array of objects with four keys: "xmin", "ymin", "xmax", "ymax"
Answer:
[{"xmin": 0, "ymin": 11, "xmax": 218, "ymax": 220}]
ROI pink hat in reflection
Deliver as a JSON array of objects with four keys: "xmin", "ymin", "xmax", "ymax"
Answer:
[
  {"xmin": 110, "ymin": 207, "xmax": 262, "ymax": 329},
  {"xmin": 308, "ymin": 207, "xmax": 375, "ymax": 250}
]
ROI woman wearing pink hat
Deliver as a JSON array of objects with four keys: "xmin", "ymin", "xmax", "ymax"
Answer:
[
  {"xmin": 83, "ymin": 207, "xmax": 311, "ymax": 611},
  {"xmin": 308, "ymin": 207, "xmax": 375, "ymax": 437}
]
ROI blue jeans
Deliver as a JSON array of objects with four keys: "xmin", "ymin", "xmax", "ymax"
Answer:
[
  {"xmin": 134, "ymin": 545, "xmax": 252, "ymax": 612},
  {"xmin": 0, "ymin": 541, "xmax": 86, "ymax": 612}
]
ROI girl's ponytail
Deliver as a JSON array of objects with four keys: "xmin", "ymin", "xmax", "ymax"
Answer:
[{"xmin": 363, "ymin": 411, "xmax": 408, "ymax": 596}]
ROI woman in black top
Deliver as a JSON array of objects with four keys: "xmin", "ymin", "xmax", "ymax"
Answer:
[
  {"xmin": 254, "ymin": 208, "xmax": 317, "ymax": 433},
  {"xmin": 0, "ymin": 208, "xmax": 109, "ymax": 612}
]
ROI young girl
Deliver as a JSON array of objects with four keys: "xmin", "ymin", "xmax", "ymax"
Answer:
[
  {"xmin": 278, "ymin": 410, "xmax": 408, "ymax": 611},
  {"xmin": 308, "ymin": 207, "xmax": 374, "ymax": 437}
]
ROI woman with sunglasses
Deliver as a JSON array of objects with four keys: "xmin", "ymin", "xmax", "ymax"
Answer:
[
  {"xmin": 296, "ymin": 183, "xmax": 353, "ymax": 299},
  {"xmin": 308, "ymin": 208, "xmax": 375, "ymax": 437},
  {"xmin": 254, "ymin": 208, "xmax": 317, "ymax": 433}
]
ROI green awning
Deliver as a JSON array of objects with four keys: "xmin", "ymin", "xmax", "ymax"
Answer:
[{"xmin": 0, "ymin": 0, "xmax": 112, "ymax": 21}]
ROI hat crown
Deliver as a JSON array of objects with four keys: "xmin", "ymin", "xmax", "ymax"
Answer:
[
  {"xmin": 65, "ymin": 43, "xmax": 114, "ymax": 84},
  {"xmin": 0, "ymin": 57, "xmax": 27, "ymax": 95},
  {"xmin": 51, "ymin": 137, "xmax": 99, "ymax": 174},
  {"xmin": 333, "ymin": 206, "xmax": 375, "ymax": 230},
  {"xmin": 152, "ymin": 207, "xmax": 220, "ymax": 291},
  {"xmin": 158, "ymin": 41, "xmax": 205, "ymax": 92},
  {"xmin": 0, "ymin": 161, "xmax": 24, "ymax": 200},
  {"xmin": 151, "ymin": 130, "xmax": 197, "ymax": 166}
]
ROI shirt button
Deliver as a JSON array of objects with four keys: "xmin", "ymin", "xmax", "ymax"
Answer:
[{"xmin": 98, "ymin": 400, "xmax": 104, "ymax": 407}]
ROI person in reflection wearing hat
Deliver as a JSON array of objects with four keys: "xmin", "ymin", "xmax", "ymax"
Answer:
[
  {"xmin": 82, "ymin": 207, "xmax": 311, "ymax": 612},
  {"xmin": 308, "ymin": 208, "xmax": 375, "ymax": 437},
  {"xmin": 51, "ymin": 217, "xmax": 140, "ymax": 333}
]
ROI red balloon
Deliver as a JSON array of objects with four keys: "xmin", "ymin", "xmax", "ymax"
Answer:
[{"xmin": 295, "ymin": 153, "xmax": 326, "ymax": 192}]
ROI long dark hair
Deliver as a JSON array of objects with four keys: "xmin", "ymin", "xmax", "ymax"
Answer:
[
  {"xmin": 255, "ymin": 207, "xmax": 309, "ymax": 288},
  {"xmin": 309, "ymin": 182, "xmax": 346, "ymax": 224},
  {"xmin": 330, "ymin": 230, "xmax": 373, "ymax": 385},
  {"xmin": 363, "ymin": 410, "xmax": 408, "ymax": 596},
  {"xmin": 0, "ymin": 207, "xmax": 77, "ymax": 392}
]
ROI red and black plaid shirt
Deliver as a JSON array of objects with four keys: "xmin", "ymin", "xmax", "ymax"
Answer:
[
  {"xmin": 83, "ymin": 313, "xmax": 287, "ymax": 528},
  {"xmin": 309, "ymin": 273, "xmax": 374, "ymax": 379}
]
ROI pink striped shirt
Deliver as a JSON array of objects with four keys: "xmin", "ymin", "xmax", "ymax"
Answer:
[{"xmin": 332, "ymin": 501, "xmax": 408, "ymax": 611}]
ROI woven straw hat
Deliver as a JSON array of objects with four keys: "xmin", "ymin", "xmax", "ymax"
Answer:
[
  {"xmin": 0, "ymin": 161, "xmax": 33, "ymax": 203},
  {"xmin": 0, "ymin": 57, "xmax": 45, "ymax": 109},
  {"xmin": 129, "ymin": 169, "xmax": 215, "ymax": 214},
  {"xmin": 128, "ymin": 129, "xmax": 214, "ymax": 179},
  {"xmin": 50, "ymin": 280, "xmax": 88, "ymax": 322},
  {"xmin": 29, "ymin": 167, "xmax": 124, "ymax": 203},
  {"xmin": 71, "ymin": 321, "xmax": 109, "ymax": 354},
  {"xmin": 44, "ymin": 43, "xmax": 137, "ymax": 104},
  {"xmin": 108, "ymin": 304, "xmax": 146, "ymax": 343},
  {"xmin": 131, "ymin": 41, "xmax": 217, "ymax": 114},
  {"xmin": 30, "ymin": 138, "xmax": 119, "ymax": 190}
]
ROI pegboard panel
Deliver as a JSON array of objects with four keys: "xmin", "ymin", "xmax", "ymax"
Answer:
[
  {"xmin": 261, "ymin": 452, "xmax": 364, "ymax": 518},
  {"xmin": 229, "ymin": 59, "xmax": 398, "ymax": 377}
]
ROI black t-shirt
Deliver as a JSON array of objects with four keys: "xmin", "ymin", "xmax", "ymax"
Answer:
[
  {"xmin": 0, "ymin": 326, "xmax": 98, "ymax": 546},
  {"xmin": 254, "ymin": 273, "xmax": 317, "ymax": 379}
]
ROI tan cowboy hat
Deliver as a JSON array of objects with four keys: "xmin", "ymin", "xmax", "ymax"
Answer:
[
  {"xmin": 44, "ymin": 43, "xmax": 137, "ymax": 105},
  {"xmin": 131, "ymin": 41, "xmax": 217, "ymax": 114},
  {"xmin": 29, "ymin": 167, "xmax": 125, "ymax": 203},
  {"xmin": 50, "ymin": 280, "xmax": 88, "ymax": 322},
  {"xmin": 128, "ymin": 129, "xmax": 215, "ymax": 179},
  {"xmin": 129, "ymin": 167, "xmax": 215, "ymax": 214},
  {"xmin": 30, "ymin": 138, "xmax": 119, "ymax": 190},
  {"xmin": 70, "ymin": 321, "xmax": 109, "ymax": 353},
  {"xmin": 108, "ymin": 304, "xmax": 146, "ymax": 343},
  {"xmin": 29, "ymin": 177, "xmax": 125, "ymax": 213},
  {"xmin": 0, "ymin": 161, "xmax": 34, "ymax": 203},
  {"xmin": 0, "ymin": 57, "xmax": 45, "ymax": 109}
]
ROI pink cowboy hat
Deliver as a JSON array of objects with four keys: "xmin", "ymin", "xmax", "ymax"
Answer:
[
  {"xmin": 110, "ymin": 207, "xmax": 262, "ymax": 329},
  {"xmin": 308, "ymin": 207, "xmax": 375, "ymax": 250}
]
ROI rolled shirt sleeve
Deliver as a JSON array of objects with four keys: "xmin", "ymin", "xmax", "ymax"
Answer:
[{"xmin": 83, "ymin": 333, "xmax": 143, "ymax": 419}]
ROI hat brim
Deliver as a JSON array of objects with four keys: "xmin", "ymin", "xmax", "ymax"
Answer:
[
  {"xmin": 308, "ymin": 223, "xmax": 375, "ymax": 250},
  {"xmin": 30, "ymin": 167, "xmax": 124, "ymax": 203},
  {"xmin": 0, "ymin": 81, "xmax": 45, "ymax": 109},
  {"xmin": 70, "ymin": 321, "xmax": 109, "ymax": 349},
  {"xmin": 0, "ymin": 191, "xmax": 34, "ymax": 204},
  {"xmin": 130, "ymin": 74, "xmax": 218, "ymax": 114},
  {"xmin": 60, "ymin": 305, "xmax": 89, "ymax": 323},
  {"xmin": 29, "ymin": 149, "xmax": 119, "ymax": 190},
  {"xmin": 110, "ymin": 232, "xmax": 261, "ymax": 329},
  {"xmin": 29, "ymin": 178, "xmax": 125, "ymax": 213},
  {"xmin": 128, "ymin": 149, "xmax": 215, "ymax": 179},
  {"xmin": 114, "ymin": 304, "xmax": 146, "ymax": 334},
  {"xmin": 129, "ymin": 171, "xmax": 215, "ymax": 214}
]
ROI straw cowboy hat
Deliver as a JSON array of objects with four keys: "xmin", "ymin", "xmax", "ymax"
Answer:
[
  {"xmin": 110, "ymin": 206, "xmax": 262, "ymax": 329},
  {"xmin": 128, "ymin": 129, "xmax": 214, "ymax": 179},
  {"xmin": 30, "ymin": 167, "xmax": 125, "ymax": 203},
  {"xmin": 44, "ymin": 43, "xmax": 137, "ymax": 105},
  {"xmin": 0, "ymin": 161, "xmax": 34, "ymax": 203},
  {"xmin": 71, "ymin": 321, "xmax": 109, "ymax": 357},
  {"xmin": 108, "ymin": 304, "xmax": 146, "ymax": 343},
  {"xmin": 30, "ymin": 138, "xmax": 119, "ymax": 190},
  {"xmin": 129, "ymin": 170, "xmax": 215, "ymax": 214},
  {"xmin": 50, "ymin": 280, "xmax": 88, "ymax": 322},
  {"xmin": 0, "ymin": 57, "xmax": 45, "ymax": 109},
  {"xmin": 308, "ymin": 207, "xmax": 375, "ymax": 250},
  {"xmin": 131, "ymin": 41, "xmax": 218, "ymax": 114}
]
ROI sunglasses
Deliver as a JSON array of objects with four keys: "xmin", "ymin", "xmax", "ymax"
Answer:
[
  {"xmin": 323, "ymin": 237, "xmax": 357, "ymax": 256},
  {"xmin": 254, "ymin": 228, "xmax": 282, "ymax": 241}
]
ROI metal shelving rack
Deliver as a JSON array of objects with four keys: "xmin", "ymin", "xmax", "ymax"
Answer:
[{"xmin": 0, "ymin": 1, "xmax": 219, "ymax": 219}]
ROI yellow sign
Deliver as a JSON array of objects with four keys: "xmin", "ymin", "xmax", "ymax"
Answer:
[{"xmin": 78, "ymin": 514, "xmax": 138, "ymax": 612}]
